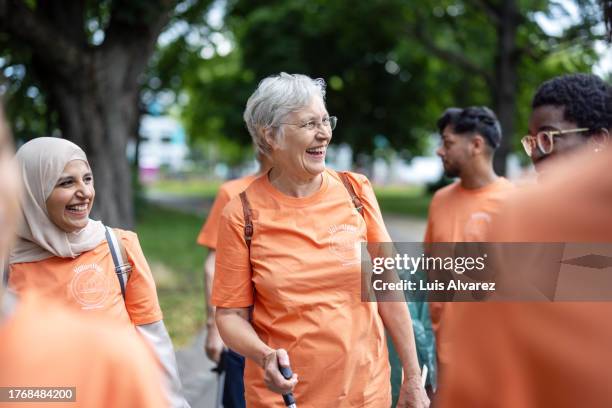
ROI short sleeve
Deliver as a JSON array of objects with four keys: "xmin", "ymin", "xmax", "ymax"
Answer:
[
  {"xmin": 196, "ymin": 187, "xmax": 232, "ymax": 249},
  {"xmin": 350, "ymin": 173, "xmax": 392, "ymax": 243},
  {"xmin": 121, "ymin": 231, "xmax": 164, "ymax": 325},
  {"xmin": 211, "ymin": 197, "xmax": 254, "ymax": 308}
]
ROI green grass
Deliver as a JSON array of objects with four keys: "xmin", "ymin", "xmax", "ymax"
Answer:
[
  {"xmin": 374, "ymin": 185, "xmax": 431, "ymax": 219},
  {"xmin": 135, "ymin": 203, "xmax": 208, "ymax": 347},
  {"xmin": 148, "ymin": 178, "xmax": 221, "ymax": 197}
]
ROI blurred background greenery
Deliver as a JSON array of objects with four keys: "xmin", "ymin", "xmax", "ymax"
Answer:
[{"xmin": 137, "ymin": 203, "xmax": 206, "ymax": 346}]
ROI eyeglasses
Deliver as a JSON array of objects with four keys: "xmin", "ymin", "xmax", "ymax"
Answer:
[
  {"xmin": 280, "ymin": 116, "xmax": 337, "ymax": 131},
  {"xmin": 521, "ymin": 128, "xmax": 589, "ymax": 157}
]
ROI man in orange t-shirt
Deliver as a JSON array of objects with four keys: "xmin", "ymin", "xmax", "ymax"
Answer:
[
  {"xmin": 437, "ymin": 151, "xmax": 612, "ymax": 408},
  {"xmin": 197, "ymin": 156, "xmax": 270, "ymax": 407},
  {"xmin": 436, "ymin": 73, "xmax": 612, "ymax": 408},
  {"xmin": 424, "ymin": 106, "xmax": 514, "ymax": 390}
]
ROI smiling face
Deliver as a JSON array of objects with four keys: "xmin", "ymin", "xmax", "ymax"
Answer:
[
  {"xmin": 527, "ymin": 105, "xmax": 589, "ymax": 171},
  {"xmin": 271, "ymin": 97, "xmax": 332, "ymax": 180},
  {"xmin": 46, "ymin": 160, "xmax": 95, "ymax": 232}
]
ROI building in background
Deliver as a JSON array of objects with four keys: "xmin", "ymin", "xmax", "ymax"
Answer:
[{"xmin": 129, "ymin": 114, "xmax": 190, "ymax": 183}]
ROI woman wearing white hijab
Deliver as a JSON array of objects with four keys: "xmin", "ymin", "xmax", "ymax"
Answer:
[{"xmin": 6, "ymin": 137, "xmax": 189, "ymax": 408}]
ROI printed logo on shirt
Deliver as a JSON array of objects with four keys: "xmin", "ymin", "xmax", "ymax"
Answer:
[
  {"xmin": 329, "ymin": 223, "xmax": 360, "ymax": 265},
  {"xmin": 464, "ymin": 212, "xmax": 492, "ymax": 241},
  {"xmin": 70, "ymin": 263, "xmax": 110, "ymax": 309}
]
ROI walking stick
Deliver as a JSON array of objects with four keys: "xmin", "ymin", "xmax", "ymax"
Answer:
[
  {"xmin": 278, "ymin": 365, "xmax": 297, "ymax": 408},
  {"xmin": 421, "ymin": 365, "xmax": 428, "ymax": 388},
  {"xmin": 212, "ymin": 349, "xmax": 228, "ymax": 408}
]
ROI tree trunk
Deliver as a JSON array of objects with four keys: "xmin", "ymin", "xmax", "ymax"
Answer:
[
  {"xmin": 492, "ymin": 0, "xmax": 520, "ymax": 176},
  {"xmin": 39, "ymin": 51, "xmax": 137, "ymax": 228},
  {"xmin": 1, "ymin": 0, "xmax": 174, "ymax": 229}
]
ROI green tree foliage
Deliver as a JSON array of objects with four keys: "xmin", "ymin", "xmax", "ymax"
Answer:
[
  {"xmin": 2, "ymin": 0, "xmax": 607, "ymax": 176},
  {"xmin": 0, "ymin": 0, "xmax": 215, "ymax": 227},
  {"xmin": 404, "ymin": 0, "xmax": 603, "ymax": 171},
  {"xmin": 227, "ymin": 0, "xmax": 435, "ymax": 156},
  {"xmin": 155, "ymin": 0, "xmax": 605, "ymax": 169}
]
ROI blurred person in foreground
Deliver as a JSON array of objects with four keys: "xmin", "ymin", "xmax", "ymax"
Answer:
[
  {"xmin": 212, "ymin": 73, "xmax": 428, "ymax": 407},
  {"xmin": 423, "ymin": 106, "xmax": 514, "ymax": 390},
  {"xmin": 6, "ymin": 137, "xmax": 189, "ymax": 408},
  {"xmin": 436, "ymin": 73, "xmax": 611, "ymax": 407},
  {"xmin": 0, "ymin": 103, "xmax": 168, "ymax": 408},
  {"xmin": 197, "ymin": 153, "xmax": 271, "ymax": 407}
]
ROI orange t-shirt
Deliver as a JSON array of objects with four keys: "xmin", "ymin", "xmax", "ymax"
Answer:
[
  {"xmin": 197, "ymin": 174, "xmax": 258, "ymax": 249},
  {"xmin": 0, "ymin": 292, "xmax": 168, "ymax": 408},
  {"xmin": 436, "ymin": 150, "xmax": 612, "ymax": 408},
  {"xmin": 212, "ymin": 169, "xmax": 392, "ymax": 408},
  {"xmin": 423, "ymin": 178, "xmax": 514, "ymax": 382},
  {"xmin": 8, "ymin": 229, "xmax": 162, "ymax": 326},
  {"xmin": 424, "ymin": 178, "xmax": 514, "ymax": 243}
]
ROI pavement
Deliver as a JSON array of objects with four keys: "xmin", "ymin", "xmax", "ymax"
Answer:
[
  {"xmin": 147, "ymin": 191, "xmax": 427, "ymax": 408},
  {"xmin": 176, "ymin": 331, "xmax": 219, "ymax": 408}
]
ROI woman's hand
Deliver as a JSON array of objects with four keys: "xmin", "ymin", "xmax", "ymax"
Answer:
[
  {"xmin": 396, "ymin": 375, "xmax": 430, "ymax": 408},
  {"xmin": 262, "ymin": 349, "xmax": 298, "ymax": 395}
]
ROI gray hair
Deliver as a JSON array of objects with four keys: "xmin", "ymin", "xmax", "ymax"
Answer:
[{"xmin": 243, "ymin": 73, "xmax": 327, "ymax": 157}]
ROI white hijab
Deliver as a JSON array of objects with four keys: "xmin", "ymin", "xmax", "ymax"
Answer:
[{"xmin": 9, "ymin": 137, "xmax": 106, "ymax": 264}]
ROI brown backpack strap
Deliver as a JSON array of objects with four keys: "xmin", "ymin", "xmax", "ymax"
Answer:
[
  {"xmin": 239, "ymin": 191, "xmax": 255, "ymax": 320},
  {"xmin": 338, "ymin": 171, "xmax": 364, "ymax": 215},
  {"xmin": 239, "ymin": 191, "xmax": 254, "ymax": 248}
]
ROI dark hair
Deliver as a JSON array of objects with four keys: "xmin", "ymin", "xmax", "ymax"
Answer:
[
  {"xmin": 437, "ymin": 106, "xmax": 502, "ymax": 149},
  {"xmin": 436, "ymin": 107, "xmax": 463, "ymax": 135},
  {"xmin": 532, "ymin": 74, "xmax": 612, "ymax": 134}
]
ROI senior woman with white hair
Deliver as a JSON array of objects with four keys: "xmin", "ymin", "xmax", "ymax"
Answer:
[{"xmin": 213, "ymin": 73, "xmax": 429, "ymax": 407}]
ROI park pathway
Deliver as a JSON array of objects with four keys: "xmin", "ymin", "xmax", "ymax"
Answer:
[{"xmin": 146, "ymin": 192, "xmax": 427, "ymax": 408}]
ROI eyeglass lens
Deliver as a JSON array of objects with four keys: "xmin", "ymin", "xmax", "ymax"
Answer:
[{"xmin": 537, "ymin": 132, "xmax": 553, "ymax": 154}]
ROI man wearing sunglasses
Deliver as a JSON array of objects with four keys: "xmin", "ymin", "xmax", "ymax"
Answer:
[{"xmin": 522, "ymin": 73, "xmax": 610, "ymax": 171}]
